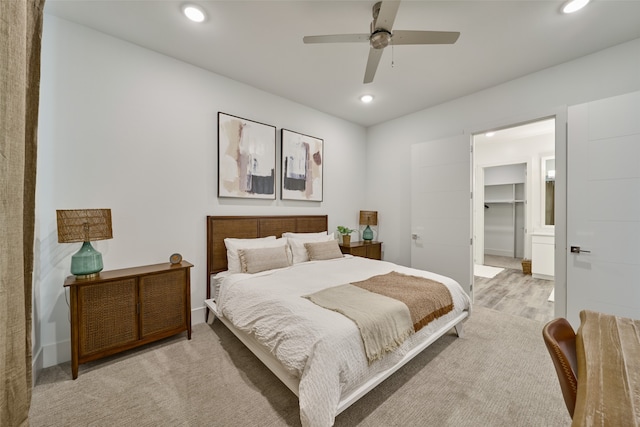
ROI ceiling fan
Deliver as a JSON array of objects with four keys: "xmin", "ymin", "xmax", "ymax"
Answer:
[{"xmin": 303, "ymin": 1, "xmax": 460, "ymax": 84}]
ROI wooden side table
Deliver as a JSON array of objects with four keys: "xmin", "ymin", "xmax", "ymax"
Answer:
[
  {"xmin": 339, "ymin": 241, "xmax": 382, "ymax": 260},
  {"xmin": 64, "ymin": 261, "xmax": 193, "ymax": 379}
]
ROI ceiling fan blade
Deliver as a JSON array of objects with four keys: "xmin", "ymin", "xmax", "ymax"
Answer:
[
  {"xmin": 303, "ymin": 34, "xmax": 370, "ymax": 44},
  {"xmin": 363, "ymin": 47, "xmax": 384, "ymax": 84},
  {"xmin": 392, "ymin": 30, "xmax": 460, "ymax": 45},
  {"xmin": 375, "ymin": 1, "xmax": 401, "ymax": 31}
]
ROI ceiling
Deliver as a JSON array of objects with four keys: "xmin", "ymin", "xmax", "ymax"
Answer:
[
  {"xmin": 44, "ymin": 0, "xmax": 640, "ymax": 127},
  {"xmin": 474, "ymin": 117, "xmax": 555, "ymax": 145}
]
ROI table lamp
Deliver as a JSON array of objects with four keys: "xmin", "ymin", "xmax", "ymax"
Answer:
[
  {"xmin": 57, "ymin": 209, "xmax": 113, "ymax": 279},
  {"xmin": 359, "ymin": 210, "xmax": 378, "ymax": 242}
]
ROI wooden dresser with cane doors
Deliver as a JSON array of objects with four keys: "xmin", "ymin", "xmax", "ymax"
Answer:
[{"xmin": 64, "ymin": 261, "xmax": 192, "ymax": 379}]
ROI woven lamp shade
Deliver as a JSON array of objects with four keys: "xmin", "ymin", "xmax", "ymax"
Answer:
[
  {"xmin": 359, "ymin": 210, "xmax": 378, "ymax": 226},
  {"xmin": 56, "ymin": 209, "xmax": 113, "ymax": 243}
]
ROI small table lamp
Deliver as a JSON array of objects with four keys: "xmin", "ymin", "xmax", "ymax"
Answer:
[
  {"xmin": 57, "ymin": 209, "xmax": 113, "ymax": 279},
  {"xmin": 359, "ymin": 210, "xmax": 378, "ymax": 242}
]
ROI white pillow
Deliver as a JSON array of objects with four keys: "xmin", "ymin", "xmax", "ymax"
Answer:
[
  {"xmin": 287, "ymin": 233, "xmax": 335, "ymax": 264},
  {"xmin": 210, "ymin": 271, "xmax": 230, "ymax": 301},
  {"xmin": 224, "ymin": 236, "xmax": 279, "ymax": 273},
  {"xmin": 238, "ymin": 245, "xmax": 291, "ymax": 274},
  {"xmin": 282, "ymin": 231, "xmax": 328, "ymax": 238}
]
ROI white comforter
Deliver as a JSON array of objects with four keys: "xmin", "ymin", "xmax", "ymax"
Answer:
[{"xmin": 217, "ymin": 256, "xmax": 471, "ymax": 427}]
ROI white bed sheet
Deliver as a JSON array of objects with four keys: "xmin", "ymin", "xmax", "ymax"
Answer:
[{"xmin": 217, "ymin": 256, "xmax": 471, "ymax": 427}]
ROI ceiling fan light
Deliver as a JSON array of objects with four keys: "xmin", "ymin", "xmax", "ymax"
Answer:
[
  {"xmin": 562, "ymin": 0, "xmax": 590, "ymax": 14},
  {"xmin": 370, "ymin": 30, "xmax": 391, "ymax": 49},
  {"xmin": 360, "ymin": 95, "xmax": 374, "ymax": 103},
  {"xmin": 183, "ymin": 4, "xmax": 206, "ymax": 23}
]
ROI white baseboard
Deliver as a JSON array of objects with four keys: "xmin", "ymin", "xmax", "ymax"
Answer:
[
  {"xmin": 41, "ymin": 339, "xmax": 71, "ymax": 369},
  {"xmin": 32, "ymin": 346, "xmax": 43, "ymax": 387},
  {"xmin": 192, "ymin": 305, "xmax": 207, "ymax": 325},
  {"xmin": 484, "ymin": 249, "xmax": 514, "ymax": 257}
]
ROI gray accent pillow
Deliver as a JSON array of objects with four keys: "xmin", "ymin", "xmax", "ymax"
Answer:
[
  {"xmin": 238, "ymin": 245, "xmax": 291, "ymax": 274},
  {"xmin": 304, "ymin": 240, "xmax": 344, "ymax": 261}
]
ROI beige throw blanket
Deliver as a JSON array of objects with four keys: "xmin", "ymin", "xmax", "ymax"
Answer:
[{"xmin": 305, "ymin": 271, "xmax": 454, "ymax": 363}]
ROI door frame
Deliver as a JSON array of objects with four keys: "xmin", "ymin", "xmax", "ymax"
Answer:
[{"xmin": 468, "ymin": 106, "xmax": 567, "ymax": 318}]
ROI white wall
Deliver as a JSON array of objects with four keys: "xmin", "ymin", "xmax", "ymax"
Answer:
[
  {"xmin": 366, "ymin": 37, "xmax": 640, "ymax": 316},
  {"xmin": 34, "ymin": 16, "xmax": 367, "ymax": 370},
  {"xmin": 367, "ymin": 37, "xmax": 640, "ymax": 266}
]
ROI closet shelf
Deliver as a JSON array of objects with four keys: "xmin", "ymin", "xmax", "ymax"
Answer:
[{"xmin": 485, "ymin": 199, "xmax": 525, "ymax": 204}]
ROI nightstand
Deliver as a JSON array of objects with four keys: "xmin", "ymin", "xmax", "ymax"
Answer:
[
  {"xmin": 339, "ymin": 241, "xmax": 382, "ymax": 260},
  {"xmin": 64, "ymin": 261, "xmax": 193, "ymax": 379}
]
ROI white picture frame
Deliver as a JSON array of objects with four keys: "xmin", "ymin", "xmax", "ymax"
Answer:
[
  {"xmin": 218, "ymin": 112, "xmax": 276, "ymax": 199},
  {"xmin": 281, "ymin": 129, "xmax": 323, "ymax": 202}
]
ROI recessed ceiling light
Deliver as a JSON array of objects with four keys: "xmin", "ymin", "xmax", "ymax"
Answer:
[
  {"xmin": 360, "ymin": 95, "xmax": 374, "ymax": 103},
  {"xmin": 562, "ymin": 0, "xmax": 590, "ymax": 14},
  {"xmin": 183, "ymin": 4, "xmax": 206, "ymax": 23}
]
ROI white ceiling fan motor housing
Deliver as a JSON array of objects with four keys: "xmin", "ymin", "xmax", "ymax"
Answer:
[{"xmin": 370, "ymin": 30, "xmax": 392, "ymax": 49}]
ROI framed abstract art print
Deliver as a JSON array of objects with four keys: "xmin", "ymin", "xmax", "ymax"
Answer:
[
  {"xmin": 281, "ymin": 129, "xmax": 323, "ymax": 202},
  {"xmin": 218, "ymin": 112, "xmax": 276, "ymax": 199}
]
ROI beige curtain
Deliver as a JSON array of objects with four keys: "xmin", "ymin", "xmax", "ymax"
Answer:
[{"xmin": 1, "ymin": 0, "xmax": 45, "ymax": 425}]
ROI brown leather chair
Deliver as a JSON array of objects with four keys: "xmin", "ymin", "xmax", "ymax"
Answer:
[{"xmin": 542, "ymin": 318, "xmax": 578, "ymax": 418}]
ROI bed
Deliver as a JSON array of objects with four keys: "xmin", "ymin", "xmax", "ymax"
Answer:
[{"xmin": 204, "ymin": 215, "xmax": 471, "ymax": 426}]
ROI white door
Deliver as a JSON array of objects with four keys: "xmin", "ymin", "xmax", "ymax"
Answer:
[
  {"xmin": 411, "ymin": 134, "xmax": 472, "ymax": 295},
  {"xmin": 566, "ymin": 90, "xmax": 640, "ymax": 326}
]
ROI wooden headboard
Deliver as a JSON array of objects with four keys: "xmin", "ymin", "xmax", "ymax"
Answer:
[{"xmin": 206, "ymin": 215, "xmax": 328, "ymax": 300}]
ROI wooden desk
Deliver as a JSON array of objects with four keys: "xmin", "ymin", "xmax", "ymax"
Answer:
[{"xmin": 573, "ymin": 310, "xmax": 640, "ymax": 426}]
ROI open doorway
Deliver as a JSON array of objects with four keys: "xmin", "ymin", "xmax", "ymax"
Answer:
[{"xmin": 472, "ymin": 118, "xmax": 556, "ymax": 322}]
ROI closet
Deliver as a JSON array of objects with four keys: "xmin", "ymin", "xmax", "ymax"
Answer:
[{"xmin": 484, "ymin": 164, "xmax": 526, "ymax": 259}]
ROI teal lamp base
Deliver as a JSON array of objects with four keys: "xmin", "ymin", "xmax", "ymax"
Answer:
[
  {"xmin": 70, "ymin": 241, "xmax": 103, "ymax": 279},
  {"xmin": 362, "ymin": 225, "xmax": 374, "ymax": 241}
]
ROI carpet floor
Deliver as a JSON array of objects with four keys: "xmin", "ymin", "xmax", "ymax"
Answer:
[{"xmin": 30, "ymin": 306, "xmax": 570, "ymax": 426}]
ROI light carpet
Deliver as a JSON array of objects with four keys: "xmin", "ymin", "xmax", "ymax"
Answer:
[
  {"xmin": 474, "ymin": 264, "xmax": 505, "ymax": 279},
  {"xmin": 29, "ymin": 306, "xmax": 570, "ymax": 426}
]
